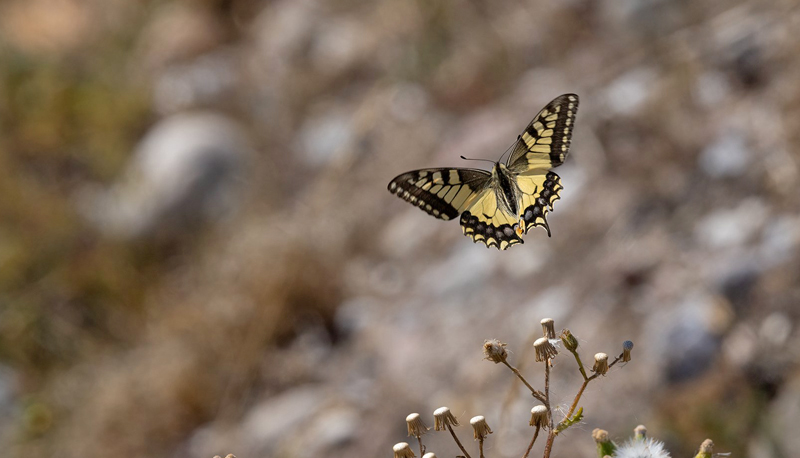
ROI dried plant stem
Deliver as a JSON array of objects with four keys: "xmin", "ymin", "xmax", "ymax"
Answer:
[
  {"xmin": 478, "ymin": 438, "xmax": 486, "ymax": 458},
  {"xmin": 416, "ymin": 436, "xmax": 425, "ymax": 457},
  {"xmin": 567, "ymin": 347, "xmax": 589, "ymax": 381},
  {"xmin": 563, "ymin": 353, "xmax": 625, "ymax": 421},
  {"xmin": 447, "ymin": 423, "xmax": 472, "ymax": 458},
  {"xmin": 502, "ymin": 361, "xmax": 546, "ymax": 402},
  {"xmin": 521, "ymin": 425, "xmax": 541, "ymax": 458},
  {"xmin": 542, "ymin": 358, "xmax": 556, "ymax": 458}
]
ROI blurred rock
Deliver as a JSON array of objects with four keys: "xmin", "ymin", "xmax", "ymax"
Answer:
[
  {"xmin": 604, "ymin": 68, "xmax": 657, "ymax": 116},
  {"xmin": 759, "ymin": 312, "xmax": 792, "ymax": 347},
  {"xmin": 241, "ymin": 386, "xmax": 325, "ymax": 455},
  {"xmin": 136, "ymin": 2, "xmax": 227, "ymax": 72},
  {"xmin": 80, "ymin": 112, "xmax": 250, "ymax": 238},
  {"xmin": 153, "ymin": 50, "xmax": 240, "ymax": 114},
  {"xmin": 758, "ymin": 215, "xmax": 800, "ymax": 267},
  {"xmin": 694, "ymin": 72, "xmax": 731, "ymax": 107},
  {"xmin": 308, "ymin": 18, "xmax": 370, "ymax": 77},
  {"xmin": 699, "ymin": 130, "xmax": 751, "ymax": 178},
  {"xmin": 694, "ymin": 198, "xmax": 767, "ymax": 249},
  {"xmin": 298, "ymin": 407, "xmax": 358, "ymax": 455},
  {"xmin": 770, "ymin": 374, "xmax": 800, "ymax": 456},
  {"xmin": 659, "ymin": 293, "xmax": 723, "ymax": 384},
  {"xmin": 389, "ymin": 83, "xmax": 429, "ymax": 123},
  {"xmin": 298, "ymin": 109, "xmax": 354, "ymax": 167}
]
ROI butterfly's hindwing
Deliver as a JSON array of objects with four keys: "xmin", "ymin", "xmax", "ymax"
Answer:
[
  {"xmin": 459, "ymin": 189, "xmax": 524, "ymax": 250},
  {"xmin": 508, "ymin": 94, "xmax": 578, "ymax": 172},
  {"xmin": 387, "ymin": 168, "xmax": 491, "ymax": 220},
  {"xmin": 517, "ymin": 171, "xmax": 563, "ymax": 237}
]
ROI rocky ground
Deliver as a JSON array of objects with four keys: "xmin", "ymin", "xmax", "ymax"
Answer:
[{"xmin": 1, "ymin": 0, "xmax": 799, "ymax": 457}]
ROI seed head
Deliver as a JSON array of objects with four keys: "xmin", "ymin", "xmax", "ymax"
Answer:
[
  {"xmin": 470, "ymin": 415, "xmax": 492, "ymax": 440},
  {"xmin": 616, "ymin": 436, "xmax": 669, "ymax": 458},
  {"xmin": 422, "ymin": 454, "xmax": 437, "ymax": 458},
  {"xmin": 560, "ymin": 329, "xmax": 579, "ymax": 351},
  {"xmin": 393, "ymin": 442, "xmax": 416, "ymax": 458},
  {"xmin": 433, "ymin": 407, "xmax": 459, "ymax": 430},
  {"xmin": 593, "ymin": 352, "xmax": 609, "ymax": 375},
  {"xmin": 529, "ymin": 405, "xmax": 548, "ymax": 428},
  {"xmin": 541, "ymin": 318, "xmax": 556, "ymax": 339},
  {"xmin": 483, "ymin": 339, "xmax": 508, "ymax": 364},
  {"xmin": 622, "ymin": 340, "xmax": 634, "ymax": 362},
  {"xmin": 406, "ymin": 413, "xmax": 429, "ymax": 438},
  {"xmin": 534, "ymin": 337, "xmax": 558, "ymax": 362}
]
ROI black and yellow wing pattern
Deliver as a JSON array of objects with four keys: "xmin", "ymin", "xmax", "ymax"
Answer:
[
  {"xmin": 388, "ymin": 168, "xmax": 491, "ymax": 221},
  {"xmin": 388, "ymin": 94, "xmax": 578, "ymax": 250}
]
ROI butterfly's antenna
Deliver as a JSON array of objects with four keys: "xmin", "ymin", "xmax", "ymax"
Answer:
[
  {"xmin": 460, "ymin": 155, "xmax": 497, "ymax": 165},
  {"xmin": 497, "ymin": 137, "xmax": 519, "ymax": 163}
]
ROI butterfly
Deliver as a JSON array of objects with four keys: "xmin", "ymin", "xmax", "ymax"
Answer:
[{"xmin": 388, "ymin": 94, "xmax": 578, "ymax": 250}]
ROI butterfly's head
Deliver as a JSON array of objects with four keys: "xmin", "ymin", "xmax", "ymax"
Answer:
[{"xmin": 491, "ymin": 162, "xmax": 510, "ymax": 176}]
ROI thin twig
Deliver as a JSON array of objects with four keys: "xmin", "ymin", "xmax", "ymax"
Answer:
[
  {"xmin": 562, "ymin": 353, "xmax": 625, "ymax": 423},
  {"xmin": 447, "ymin": 423, "xmax": 472, "ymax": 458},
  {"xmin": 542, "ymin": 358, "xmax": 556, "ymax": 458},
  {"xmin": 416, "ymin": 436, "xmax": 425, "ymax": 457},
  {"xmin": 567, "ymin": 347, "xmax": 589, "ymax": 381},
  {"xmin": 521, "ymin": 425, "xmax": 540, "ymax": 458},
  {"xmin": 479, "ymin": 438, "xmax": 485, "ymax": 458},
  {"xmin": 502, "ymin": 360, "xmax": 546, "ymax": 402}
]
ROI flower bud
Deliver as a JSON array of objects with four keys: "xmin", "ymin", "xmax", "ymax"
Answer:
[
  {"xmin": 634, "ymin": 424, "xmax": 647, "ymax": 440},
  {"xmin": 694, "ymin": 439, "xmax": 714, "ymax": 458},
  {"xmin": 560, "ymin": 329, "xmax": 579, "ymax": 352},
  {"xmin": 592, "ymin": 428, "xmax": 616, "ymax": 457}
]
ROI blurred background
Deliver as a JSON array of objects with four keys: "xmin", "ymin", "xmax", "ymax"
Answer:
[{"xmin": 0, "ymin": 0, "xmax": 799, "ymax": 457}]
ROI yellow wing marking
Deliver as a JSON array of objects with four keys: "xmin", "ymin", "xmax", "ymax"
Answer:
[
  {"xmin": 516, "ymin": 171, "xmax": 563, "ymax": 236},
  {"xmin": 388, "ymin": 168, "xmax": 491, "ymax": 221},
  {"xmin": 459, "ymin": 190, "xmax": 524, "ymax": 250},
  {"xmin": 509, "ymin": 94, "xmax": 579, "ymax": 173}
]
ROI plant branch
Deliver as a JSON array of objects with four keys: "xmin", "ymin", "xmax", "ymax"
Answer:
[
  {"xmin": 502, "ymin": 360, "xmax": 546, "ymax": 402},
  {"xmin": 542, "ymin": 358, "xmax": 556, "ymax": 458},
  {"xmin": 521, "ymin": 425, "xmax": 540, "ymax": 458},
  {"xmin": 479, "ymin": 438, "xmax": 485, "ymax": 458},
  {"xmin": 447, "ymin": 423, "xmax": 472, "ymax": 458},
  {"xmin": 561, "ymin": 353, "xmax": 625, "ymax": 426},
  {"xmin": 416, "ymin": 436, "xmax": 425, "ymax": 457},
  {"xmin": 567, "ymin": 347, "xmax": 589, "ymax": 381}
]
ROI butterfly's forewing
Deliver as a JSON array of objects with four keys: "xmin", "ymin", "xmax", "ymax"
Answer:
[
  {"xmin": 507, "ymin": 94, "xmax": 579, "ymax": 173},
  {"xmin": 388, "ymin": 168, "xmax": 491, "ymax": 220}
]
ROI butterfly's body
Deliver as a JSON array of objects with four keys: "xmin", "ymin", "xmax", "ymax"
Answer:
[
  {"xmin": 491, "ymin": 162, "xmax": 522, "ymax": 219},
  {"xmin": 388, "ymin": 94, "xmax": 578, "ymax": 250}
]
